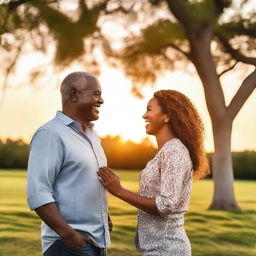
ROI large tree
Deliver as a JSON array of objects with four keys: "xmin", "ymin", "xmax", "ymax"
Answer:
[{"xmin": 101, "ymin": 0, "xmax": 256, "ymax": 210}]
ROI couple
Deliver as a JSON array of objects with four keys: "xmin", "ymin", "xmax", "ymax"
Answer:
[{"xmin": 26, "ymin": 72, "xmax": 209, "ymax": 256}]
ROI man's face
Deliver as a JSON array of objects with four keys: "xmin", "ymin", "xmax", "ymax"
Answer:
[{"xmin": 75, "ymin": 77, "xmax": 104, "ymax": 122}]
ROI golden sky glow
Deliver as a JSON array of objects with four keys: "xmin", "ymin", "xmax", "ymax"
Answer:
[
  {"xmin": 1, "ymin": 0, "xmax": 255, "ymax": 152},
  {"xmin": 0, "ymin": 58, "xmax": 255, "ymax": 152}
]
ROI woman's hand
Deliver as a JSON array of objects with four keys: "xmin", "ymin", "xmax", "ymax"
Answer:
[
  {"xmin": 98, "ymin": 166, "xmax": 159, "ymax": 215},
  {"xmin": 98, "ymin": 166, "xmax": 123, "ymax": 196}
]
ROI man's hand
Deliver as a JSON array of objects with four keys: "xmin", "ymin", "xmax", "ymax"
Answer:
[
  {"xmin": 108, "ymin": 213, "xmax": 113, "ymax": 232},
  {"xmin": 35, "ymin": 203, "xmax": 91, "ymax": 248},
  {"xmin": 61, "ymin": 230, "xmax": 91, "ymax": 248}
]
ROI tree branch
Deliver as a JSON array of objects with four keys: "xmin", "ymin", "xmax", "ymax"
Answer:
[
  {"xmin": 213, "ymin": 0, "xmax": 231, "ymax": 16},
  {"xmin": 1, "ymin": 40, "xmax": 24, "ymax": 104},
  {"xmin": 220, "ymin": 21, "xmax": 256, "ymax": 38},
  {"xmin": 0, "ymin": 8, "xmax": 11, "ymax": 37},
  {"xmin": 218, "ymin": 61, "xmax": 238, "ymax": 77},
  {"xmin": 3, "ymin": 42, "xmax": 23, "ymax": 89},
  {"xmin": 227, "ymin": 68, "xmax": 256, "ymax": 120},
  {"xmin": 216, "ymin": 33, "xmax": 256, "ymax": 65},
  {"xmin": 103, "ymin": 1, "xmax": 136, "ymax": 15},
  {"xmin": 104, "ymin": 6, "xmax": 130, "ymax": 15},
  {"xmin": 166, "ymin": 0, "xmax": 192, "ymax": 30},
  {"xmin": 169, "ymin": 43, "xmax": 191, "ymax": 60},
  {"xmin": 8, "ymin": 0, "xmax": 31, "ymax": 11},
  {"xmin": 149, "ymin": 0, "xmax": 165, "ymax": 5},
  {"xmin": 8, "ymin": 0, "xmax": 58, "ymax": 11}
]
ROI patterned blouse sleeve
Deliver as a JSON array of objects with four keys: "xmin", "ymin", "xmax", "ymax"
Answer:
[{"xmin": 155, "ymin": 143, "xmax": 190, "ymax": 215}]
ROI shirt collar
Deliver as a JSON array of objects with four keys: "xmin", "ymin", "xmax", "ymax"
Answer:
[
  {"xmin": 56, "ymin": 111, "xmax": 94, "ymax": 128},
  {"xmin": 56, "ymin": 111, "xmax": 73, "ymax": 126}
]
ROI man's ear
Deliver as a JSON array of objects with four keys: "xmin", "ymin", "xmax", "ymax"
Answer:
[{"xmin": 70, "ymin": 88, "xmax": 78, "ymax": 102}]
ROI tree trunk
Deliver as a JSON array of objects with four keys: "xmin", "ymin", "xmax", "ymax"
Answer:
[
  {"xmin": 187, "ymin": 27, "xmax": 241, "ymax": 211},
  {"xmin": 208, "ymin": 118, "xmax": 241, "ymax": 211}
]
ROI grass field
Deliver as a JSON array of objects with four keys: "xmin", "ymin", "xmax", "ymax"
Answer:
[{"xmin": 0, "ymin": 170, "xmax": 255, "ymax": 256}]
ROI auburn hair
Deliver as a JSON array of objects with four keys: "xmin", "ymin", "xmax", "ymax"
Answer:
[{"xmin": 154, "ymin": 90, "xmax": 210, "ymax": 180}]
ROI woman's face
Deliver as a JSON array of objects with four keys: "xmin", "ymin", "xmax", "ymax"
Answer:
[{"xmin": 143, "ymin": 97, "xmax": 168, "ymax": 135}]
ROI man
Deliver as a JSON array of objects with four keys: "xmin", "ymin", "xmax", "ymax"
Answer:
[{"xmin": 27, "ymin": 72, "xmax": 111, "ymax": 256}]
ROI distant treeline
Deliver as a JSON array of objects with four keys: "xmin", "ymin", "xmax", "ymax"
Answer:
[
  {"xmin": 0, "ymin": 139, "xmax": 29, "ymax": 169},
  {"xmin": 0, "ymin": 138, "xmax": 256, "ymax": 180}
]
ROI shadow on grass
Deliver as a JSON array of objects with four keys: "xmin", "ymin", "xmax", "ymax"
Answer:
[
  {"xmin": 108, "ymin": 248, "xmax": 140, "ymax": 256},
  {"xmin": 188, "ymin": 211, "xmax": 232, "ymax": 220},
  {"xmin": 0, "ymin": 237, "xmax": 41, "ymax": 256},
  {"xmin": 187, "ymin": 210, "xmax": 256, "ymax": 256},
  {"xmin": 213, "ymin": 231, "xmax": 255, "ymax": 246},
  {"xmin": 0, "ymin": 211, "xmax": 40, "ymax": 232},
  {"xmin": 109, "ymin": 206, "xmax": 137, "ymax": 216},
  {"xmin": 111, "ymin": 224, "xmax": 136, "ymax": 241}
]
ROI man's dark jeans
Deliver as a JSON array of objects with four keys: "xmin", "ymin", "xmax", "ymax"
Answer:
[{"xmin": 43, "ymin": 240, "xmax": 107, "ymax": 256}]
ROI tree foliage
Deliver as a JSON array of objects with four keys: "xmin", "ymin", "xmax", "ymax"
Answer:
[
  {"xmin": 0, "ymin": 0, "xmax": 111, "ymax": 91},
  {"xmin": 1, "ymin": 0, "xmax": 108, "ymax": 63},
  {"xmin": 1, "ymin": 0, "xmax": 255, "ymax": 80},
  {"xmin": 0, "ymin": 139, "xmax": 29, "ymax": 168},
  {"xmin": 101, "ymin": 0, "xmax": 256, "ymax": 88}
]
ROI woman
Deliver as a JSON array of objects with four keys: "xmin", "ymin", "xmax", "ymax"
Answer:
[{"xmin": 98, "ymin": 90, "xmax": 209, "ymax": 256}]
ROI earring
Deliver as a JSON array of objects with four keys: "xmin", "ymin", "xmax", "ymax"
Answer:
[{"xmin": 165, "ymin": 119, "xmax": 169, "ymax": 123}]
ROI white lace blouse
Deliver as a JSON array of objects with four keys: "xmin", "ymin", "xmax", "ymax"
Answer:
[{"xmin": 135, "ymin": 138, "xmax": 193, "ymax": 253}]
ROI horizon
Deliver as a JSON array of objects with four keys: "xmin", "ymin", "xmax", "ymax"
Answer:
[{"xmin": 0, "ymin": 64, "xmax": 255, "ymax": 152}]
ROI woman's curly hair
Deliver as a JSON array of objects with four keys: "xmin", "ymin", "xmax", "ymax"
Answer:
[{"xmin": 154, "ymin": 90, "xmax": 210, "ymax": 180}]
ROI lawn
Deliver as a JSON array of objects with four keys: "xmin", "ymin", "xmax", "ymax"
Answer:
[{"xmin": 0, "ymin": 170, "xmax": 255, "ymax": 256}]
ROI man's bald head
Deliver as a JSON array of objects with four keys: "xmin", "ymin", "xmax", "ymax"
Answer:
[{"xmin": 60, "ymin": 72, "xmax": 98, "ymax": 106}]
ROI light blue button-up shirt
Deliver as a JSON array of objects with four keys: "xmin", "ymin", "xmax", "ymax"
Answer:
[{"xmin": 26, "ymin": 111, "xmax": 110, "ymax": 253}]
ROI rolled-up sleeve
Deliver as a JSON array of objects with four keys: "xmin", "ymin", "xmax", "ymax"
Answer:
[
  {"xmin": 27, "ymin": 129, "xmax": 63, "ymax": 210},
  {"xmin": 155, "ymin": 146, "xmax": 187, "ymax": 215}
]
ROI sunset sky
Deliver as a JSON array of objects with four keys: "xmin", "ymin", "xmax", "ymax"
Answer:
[{"xmin": 0, "ymin": 55, "xmax": 255, "ymax": 152}]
